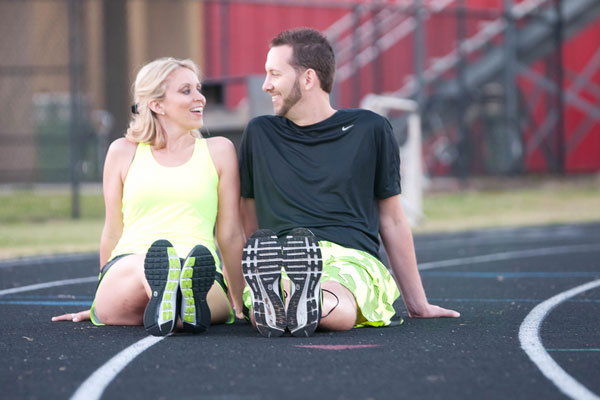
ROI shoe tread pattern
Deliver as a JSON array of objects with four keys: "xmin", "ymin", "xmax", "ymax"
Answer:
[
  {"xmin": 242, "ymin": 229, "xmax": 286, "ymax": 337},
  {"xmin": 143, "ymin": 239, "xmax": 180, "ymax": 336},
  {"xmin": 283, "ymin": 228, "xmax": 322, "ymax": 337},
  {"xmin": 181, "ymin": 244, "xmax": 216, "ymax": 333}
]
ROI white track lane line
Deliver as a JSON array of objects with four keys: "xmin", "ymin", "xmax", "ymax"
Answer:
[
  {"xmin": 415, "ymin": 225, "xmax": 584, "ymax": 250},
  {"xmin": 519, "ymin": 279, "xmax": 600, "ymax": 400},
  {"xmin": 2, "ymin": 246, "xmax": 594, "ymax": 295},
  {"xmin": 70, "ymin": 335, "xmax": 165, "ymax": 400},
  {"xmin": 0, "ymin": 274, "xmax": 164, "ymax": 400},
  {"xmin": 419, "ymin": 244, "xmax": 600, "ymax": 270},
  {"xmin": 0, "ymin": 253, "xmax": 96, "ymax": 269},
  {"xmin": 0, "ymin": 276, "xmax": 97, "ymax": 296},
  {"xmin": 1, "ymin": 241, "xmax": 589, "ymax": 399}
]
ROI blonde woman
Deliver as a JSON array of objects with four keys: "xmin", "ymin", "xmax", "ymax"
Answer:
[{"xmin": 53, "ymin": 57, "xmax": 246, "ymax": 336}]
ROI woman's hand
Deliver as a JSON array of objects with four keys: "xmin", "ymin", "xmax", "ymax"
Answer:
[{"xmin": 51, "ymin": 309, "xmax": 91, "ymax": 322}]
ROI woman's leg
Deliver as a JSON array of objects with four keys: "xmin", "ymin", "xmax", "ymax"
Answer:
[
  {"xmin": 95, "ymin": 255, "xmax": 231, "ymax": 326},
  {"xmin": 93, "ymin": 254, "xmax": 150, "ymax": 325},
  {"xmin": 207, "ymin": 282, "xmax": 232, "ymax": 324}
]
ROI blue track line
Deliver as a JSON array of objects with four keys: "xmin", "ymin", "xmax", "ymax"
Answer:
[
  {"xmin": 428, "ymin": 297, "xmax": 600, "ymax": 303},
  {"xmin": 546, "ymin": 349, "xmax": 600, "ymax": 352},
  {"xmin": 0, "ymin": 294, "xmax": 93, "ymax": 299},
  {"xmin": 422, "ymin": 271, "xmax": 600, "ymax": 278},
  {"xmin": 4, "ymin": 297, "xmax": 599, "ymax": 306},
  {"xmin": 0, "ymin": 300, "xmax": 92, "ymax": 306}
]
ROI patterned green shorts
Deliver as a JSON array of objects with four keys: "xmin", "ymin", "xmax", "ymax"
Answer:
[
  {"xmin": 319, "ymin": 241, "xmax": 400, "ymax": 327},
  {"xmin": 243, "ymin": 240, "xmax": 400, "ymax": 328}
]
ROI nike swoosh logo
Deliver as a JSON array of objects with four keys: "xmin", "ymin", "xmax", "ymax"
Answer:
[{"xmin": 342, "ymin": 124, "xmax": 354, "ymax": 132}]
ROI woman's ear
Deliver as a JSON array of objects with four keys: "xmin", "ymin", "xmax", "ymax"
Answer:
[{"xmin": 148, "ymin": 100, "xmax": 163, "ymax": 115}]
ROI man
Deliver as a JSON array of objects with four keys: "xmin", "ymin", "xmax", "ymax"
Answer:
[{"xmin": 239, "ymin": 27, "xmax": 459, "ymax": 338}]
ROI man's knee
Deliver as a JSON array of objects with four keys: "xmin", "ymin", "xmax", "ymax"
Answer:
[{"xmin": 318, "ymin": 281, "xmax": 357, "ymax": 331}]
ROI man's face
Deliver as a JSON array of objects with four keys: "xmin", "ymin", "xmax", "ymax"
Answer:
[{"xmin": 262, "ymin": 45, "xmax": 303, "ymax": 117}]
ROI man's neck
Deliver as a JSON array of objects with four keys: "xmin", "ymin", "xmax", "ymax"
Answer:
[{"xmin": 285, "ymin": 93, "xmax": 336, "ymax": 126}]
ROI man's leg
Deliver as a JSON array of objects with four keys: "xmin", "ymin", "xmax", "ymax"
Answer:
[
  {"xmin": 318, "ymin": 280, "xmax": 357, "ymax": 331},
  {"xmin": 317, "ymin": 241, "xmax": 401, "ymax": 330},
  {"xmin": 280, "ymin": 277, "xmax": 357, "ymax": 331}
]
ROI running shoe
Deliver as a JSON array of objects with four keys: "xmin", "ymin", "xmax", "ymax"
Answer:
[
  {"xmin": 242, "ymin": 229, "xmax": 286, "ymax": 337},
  {"xmin": 143, "ymin": 239, "xmax": 181, "ymax": 336},
  {"xmin": 180, "ymin": 244, "xmax": 216, "ymax": 333},
  {"xmin": 282, "ymin": 228, "xmax": 322, "ymax": 337}
]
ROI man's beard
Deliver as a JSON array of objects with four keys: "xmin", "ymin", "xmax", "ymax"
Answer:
[{"xmin": 277, "ymin": 77, "xmax": 302, "ymax": 117}]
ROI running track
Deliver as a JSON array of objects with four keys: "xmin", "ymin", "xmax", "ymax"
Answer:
[{"xmin": 1, "ymin": 223, "xmax": 599, "ymax": 400}]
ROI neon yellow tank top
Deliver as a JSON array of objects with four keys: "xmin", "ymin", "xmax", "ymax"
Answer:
[{"xmin": 110, "ymin": 138, "xmax": 219, "ymax": 261}]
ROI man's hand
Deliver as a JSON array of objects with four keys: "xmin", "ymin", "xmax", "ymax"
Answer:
[{"xmin": 407, "ymin": 303, "xmax": 460, "ymax": 318}]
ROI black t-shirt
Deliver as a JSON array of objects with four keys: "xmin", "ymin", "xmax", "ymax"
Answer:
[{"xmin": 239, "ymin": 109, "xmax": 401, "ymax": 258}]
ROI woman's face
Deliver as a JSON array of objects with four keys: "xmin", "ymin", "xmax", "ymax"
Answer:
[{"xmin": 160, "ymin": 67, "xmax": 206, "ymax": 131}]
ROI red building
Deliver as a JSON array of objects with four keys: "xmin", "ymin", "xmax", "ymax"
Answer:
[{"xmin": 203, "ymin": 0, "xmax": 600, "ymax": 175}]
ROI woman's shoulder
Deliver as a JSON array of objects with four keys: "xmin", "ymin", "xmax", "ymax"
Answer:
[
  {"xmin": 105, "ymin": 138, "xmax": 138, "ymax": 167},
  {"xmin": 204, "ymin": 136, "xmax": 237, "ymax": 172},
  {"xmin": 111, "ymin": 137, "xmax": 138, "ymax": 149},
  {"xmin": 108, "ymin": 137, "xmax": 138, "ymax": 156},
  {"xmin": 205, "ymin": 136, "xmax": 235, "ymax": 155}
]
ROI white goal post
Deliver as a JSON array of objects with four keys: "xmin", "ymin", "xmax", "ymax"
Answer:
[{"xmin": 360, "ymin": 94, "xmax": 424, "ymax": 227}]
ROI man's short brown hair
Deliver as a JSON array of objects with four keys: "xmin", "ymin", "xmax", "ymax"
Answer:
[{"xmin": 271, "ymin": 27, "xmax": 335, "ymax": 93}]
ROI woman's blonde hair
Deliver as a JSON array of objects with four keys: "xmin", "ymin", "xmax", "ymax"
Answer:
[{"xmin": 126, "ymin": 57, "xmax": 201, "ymax": 148}]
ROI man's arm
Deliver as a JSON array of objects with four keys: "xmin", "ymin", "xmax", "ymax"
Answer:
[
  {"xmin": 240, "ymin": 197, "xmax": 259, "ymax": 239},
  {"xmin": 378, "ymin": 194, "xmax": 460, "ymax": 318}
]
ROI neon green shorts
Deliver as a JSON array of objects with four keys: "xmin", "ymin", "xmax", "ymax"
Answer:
[{"xmin": 243, "ymin": 240, "xmax": 400, "ymax": 328}]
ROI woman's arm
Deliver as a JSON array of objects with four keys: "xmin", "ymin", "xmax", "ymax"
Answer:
[
  {"xmin": 207, "ymin": 137, "xmax": 247, "ymax": 319},
  {"xmin": 98, "ymin": 138, "xmax": 135, "ymax": 266},
  {"xmin": 52, "ymin": 138, "xmax": 135, "ymax": 322}
]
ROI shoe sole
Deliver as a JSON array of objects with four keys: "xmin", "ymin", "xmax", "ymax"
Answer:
[
  {"xmin": 283, "ymin": 228, "xmax": 322, "ymax": 337},
  {"xmin": 143, "ymin": 240, "xmax": 180, "ymax": 336},
  {"xmin": 180, "ymin": 245, "xmax": 215, "ymax": 333},
  {"xmin": 242, "ymin": 230, "xmax": 286, "ymax": 337}
]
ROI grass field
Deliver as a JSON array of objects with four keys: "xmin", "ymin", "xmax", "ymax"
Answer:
[
  {"xmin": 1, "ymin": 175, "xmax": 598, "ymax": 259},
  {"xmin": 416, "ymin": 175, "xmax": 600, "ymax": 232}
]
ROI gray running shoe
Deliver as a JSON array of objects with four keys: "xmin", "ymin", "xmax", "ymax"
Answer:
[
  {"xmin": 283, "ymin": 228, "xmax": 322, "ymax": 337},
  {"xmin": 143, "ymin": 239, "xmax": 181, "ymax": 336},
  {"xmin": 180, "ymin": 244, "xmax": 215, "ymax": 333},
  {"xmin": 242, "ymin": 229, "xmax": 286, "ymax": 337}
]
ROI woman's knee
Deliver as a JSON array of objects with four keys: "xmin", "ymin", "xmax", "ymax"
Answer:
[
  {"xmin": 93, "ymin": 254, "xmax": 148, "ymax": 325},
  {"xmin": 92, "ymin": 294, "xmax": 145, "ymax": 325}
]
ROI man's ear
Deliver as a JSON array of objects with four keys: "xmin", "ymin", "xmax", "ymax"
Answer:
[{"xmin": 303, "ymin": 69, "xmax": 319, "ymax": 90}]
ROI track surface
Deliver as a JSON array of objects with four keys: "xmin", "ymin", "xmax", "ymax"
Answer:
[{"xmin": 1, "ymin": 223, "xmax": 599, "ymax": 400}]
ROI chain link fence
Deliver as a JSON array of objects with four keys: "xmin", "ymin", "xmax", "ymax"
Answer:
[
  {"xmin": 0, "ymin": 0, "xmax": 103, "ymax": 186},
  {"xmin": 1, "ymin": 0, "xmax": 598, "ymax": 187}
]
